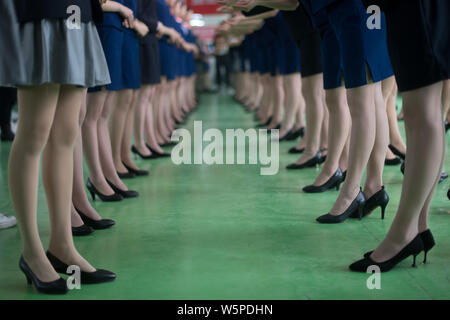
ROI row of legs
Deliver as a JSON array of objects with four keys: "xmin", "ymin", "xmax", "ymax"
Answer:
[{"xmin": 9, "ymin": 75, "xmax": 197, "ymax": 282}]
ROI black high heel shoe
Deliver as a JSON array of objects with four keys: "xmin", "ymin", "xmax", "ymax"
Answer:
[
  {"xmin": 288, "ymin": 146, "xmax": 305, "ymax": 154},
  {"xmin": 303, "ymin": 169, "xmax": 344, "ymax": 193},
  {"xmin": 131, "ymin": 145, "xmax": 156, "ymax": 160},
  {"xmin": 257, "ymin": 116, "xmax": 272, "ymax": 128},
  {"xmin": 360, "ymin": 186, "xmax": 389, "ymax": 220},
  {"xmin": 122, "ymin": 162, "xmax": 149, "ymax": 177},
  {"xmin": 385, "ymin": 157, "xmax": 402, "ymax": 166},
  {"xmin": 268, "ymin": 123, "xmax": 281, "ymax": 131},
  {"xmin": 364, "ymin": 229, "xmax": 435, "ymax": 264},
  {"xmin": 72, "ymin": 224, "xmax": 95, "ymax": 237},
  {"xmin": 117, "ymin": 171, "xmax": 136, "ymax": 179},
  {"xmin": 279, "ymin": 128, "xmax": 295, "ymax": 141},
  {"xmin": 106, "ymin": 179, "xmax": 139, "ymax": 199},
  {"xmin": 75, "ymin": 207, "xmax": 115, "ymax": 230},
  {"xmin": 146, "ymin": 144, "xmax": 171, "ymax": 158},
  {"xmin": 388, "ymin": 144, "xmax": 406, "ymax": 160},
  {"xmin": 286, "ymin": 152, "xmax": 322, "ymax": 170},
  {"xmin": 86, "ymin": 178, "xmax": 123, "ymax": 202},
  {"xmin": 46, "ymin": 252, "xmax": 116, "ymax": 284},
  {"xmin": 316, "ymin": 190, "xmax": 366, "ymax": 224},
  {"xmin": 284, "ymin": 127, "xmax": 305, "ymax": 141},
  {"xmin": 19, "ymin": 256, "xmax": 68, "ymax": 294},
  {"xmin": 349, "ymin": 234, "xmax": 424, "ymax": 272}
]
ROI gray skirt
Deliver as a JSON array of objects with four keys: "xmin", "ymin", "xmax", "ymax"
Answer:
[{"xmin": 0, "ymin": 0, "xmax": 111, "ymax": 88}]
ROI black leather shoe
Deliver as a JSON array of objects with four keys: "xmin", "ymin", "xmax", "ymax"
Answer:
[
  {"xmin": 117, "ymin": 171, "xmax": 136, "ymax": 179},
  {"xmin": 316, "ymin": 190, "xmax": 366, "ymax": 224},
  {"xmin": 123, "ymin": 162, "xmax": 149, "ymax": 177},
  {"xmin": 388, "ymin": 144, "xmax": 405, "ymax": 160},
  {"xmin": 86, "ymin": 178, "xmax": 123, "ymax": 202},
  {"xmin": 349, "ymin": 234, "xmax": 424, "ymax": 272},
  {"xmin": 364, "ymin": 229, "xmax": 435, "ymax": 263},
  {"xmin": 146, "ymin": 144, "xmax": 171, "ymax": 158},
  {"xmin": 106, "ymin": 179, "xmax": 139, "ymax": 199},
  {"xmin": 360, "ymin": 186, "xmax": 389, "ymax": 219},
  {"xmin": 161, "ymin": 141, "xmax": 177, "ymax": 147},
  {"xmin": 288, "ymin": 146, "xmax": 305, "ymax": 154},
  {"xmin": 19, "ymin": 256, "xmax": 68, "ymax": 294},
  {"xmin": 269, "ymin": 123, "xmax": 281, "ymax": 131},
  {"xmin": 303, "ymin": 169, "xmax": 344, "ymax": 193},
  {"xmin": 75, "ymin": 208, "xmax": 115, "ymax": 230},
  {"xmin": 286, "ymin": 153, "xmax": 322, "ymax": 170},
  {"xmin": 131, "ymin": 145, "xmax": 155, "ymax": 160},
  {"xmin": 46, "ymin": 252, "xmax": 116, "ymax": 284},
  {"xmin": 257, "ymin": 116, "xmax": 272, "ymax": 128},
  {"xmin": 385, "ymin": 157, "xmax": 402, "ymax": 166},
  {"xmin": 284, "ymin": 127, "xmax": 305, "ymax": 141},
  {"xmin": 279, "ymin": 129, "xmax": 295, "ymax": 141},
  {"xmin": 72, "ymin": 224, "xmax": 95, "ymax": 237}
]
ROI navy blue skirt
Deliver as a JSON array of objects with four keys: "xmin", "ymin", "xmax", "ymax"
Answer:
[
  {"xmin": 90, "ymin": 26, "xmax": 140, "ymax": 92},
  {"xmin": 326, "ymin": 0, "xmax": 393, "ymax": 89},
  {"xmin": 159, "ymin": 40, "xmax": 177, "ymax": 81},
  {"xmin": 307, "ymin": 5, "xmax": 343, "ymax": 90}
]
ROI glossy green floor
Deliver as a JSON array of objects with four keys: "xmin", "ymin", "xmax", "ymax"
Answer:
[{"xmin": 0, "ymin": 93, "xmax": 449, "ymax": 300}]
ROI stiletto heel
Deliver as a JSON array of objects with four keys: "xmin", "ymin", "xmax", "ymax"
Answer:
[
  {"xmin": 349, "ymin": 234, "xmax": 424, "ymax": 273},
  {"xmin": 381, "ymin": 204, "xmax": 386, "ymax": 220},
  {"xmin": 24, "ymin": 273, "xmax": 32, "ymax": 285},
  {"xmin": 420, "ymin": 229, "xmax": 435, "ymax": 264},
  {"xmin": 19, "ymin": 256, "xmax": 68, "ymax": 294},
  {"xmin": 358, "ymin": 186, "xmax": 389, "ymax": 219},
  {"xmin": 86, "ymin": 178, "xmax": 123, "ymax": 202}
]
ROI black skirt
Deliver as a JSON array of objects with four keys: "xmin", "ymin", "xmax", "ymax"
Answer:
[
  {"xmin": 382, "ymin": 0, "xmax": 449, "ymax": 92},
  {"xmin": 282, "ymin": 5, "xmax": 323, "ymax": 77},
  {"xmin": 140, "ymin": 37, "xmax": 161, "ymax": 85}
]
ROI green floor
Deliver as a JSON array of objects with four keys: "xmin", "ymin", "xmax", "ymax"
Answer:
[{"xmin": 0, "ymin": 93, "xmax": 449, "ymax": 300}]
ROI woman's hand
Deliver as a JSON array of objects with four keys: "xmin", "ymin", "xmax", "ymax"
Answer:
[
  {"xmin": 217, "ymin": 5, "xmax": 237, "ymax": 14},
  {"xmin": 233, "ymin": 0, "xmax": 258, "ymax": 11},
  {"xmin": 119, "ymin": 4, "xmax": 135, "ymax": 28},
  {"xmin": 134, "ymin": 20, "xmax": 149, "ymax": 37}
]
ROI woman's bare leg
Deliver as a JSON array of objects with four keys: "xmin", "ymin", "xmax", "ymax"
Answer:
[
  {"xmin": 292, "ymin": 73, "xmax": 325, "ymax": 165},
  {"xmin": 311, "ymin": 86, "xmax": 351, "ymax": 185},
  {"xmin": 363, "ymin": 81, "xmax": 389, "ymax": 198},
  {"xmin": 371, "ymin": 82, "xmax": 444, "ymax": 261},
  {"xmin": 330, "ymin": 84, "xmax": 376, "ymax": 215},
  {"xmin": 44, "ymin": 85, "xmax": 95, "ymax": 273},
  {"xmin": 280, "ymin": 73, "xmax": 304, "ymax": 137},
  {"xmin": 384, "ymin": 78, "xmax": 406, "ymax": 156},
  {"xmin": 98, "ymin": 92, "xmax": 129, "ymax": 190},
  {"xmin": 134, "ymin": 86, "xmax": 153, "ymax": 156},
  {"xmin": 72, "ymin": 95, "xmax": 102, "ymax": 222},
  {"xmin": 9, "ymin": 84, "xmax": 60, "ymax": 282},
  {"xmin": 108, "ymin": 89, "xmax": 134, "ymax": 173}
]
